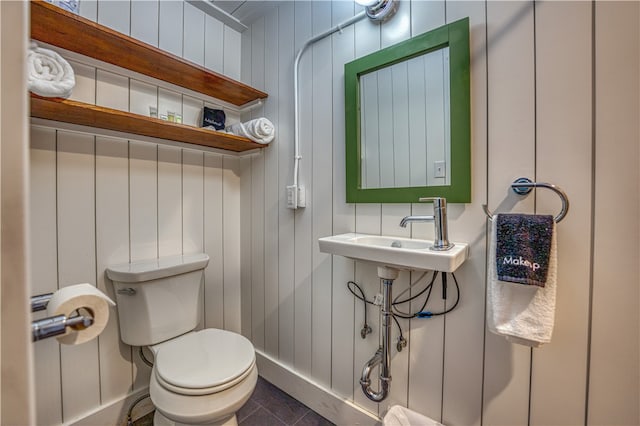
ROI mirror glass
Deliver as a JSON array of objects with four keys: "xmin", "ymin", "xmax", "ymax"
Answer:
[
  {"xmin": 345, "ymin": 18, "xmax": 470, "ymax": 203},
  {"xmin": 359, "ymin": 47, "xmax": 450, "ymax": 189}
]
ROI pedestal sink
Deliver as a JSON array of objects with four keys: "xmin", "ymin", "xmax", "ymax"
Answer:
[{"xmin": 318, "ymin": 232, "xmax": 469, "ymax": 273}]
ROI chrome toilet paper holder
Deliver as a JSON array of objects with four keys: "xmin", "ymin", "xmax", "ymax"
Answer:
[{"xmin": 30, "ymin": 292, "xmax": 94, "ymax": 342}]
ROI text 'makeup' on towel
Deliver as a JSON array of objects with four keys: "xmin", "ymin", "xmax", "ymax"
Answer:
[{"xmin": 495, "ymin": 213, "xmax": 554, "ymax": 287}]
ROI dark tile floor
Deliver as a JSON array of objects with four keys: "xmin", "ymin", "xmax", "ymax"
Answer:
[{"xmin": 133, "ymin": 376, "xmax": 334, "ymax": 426}]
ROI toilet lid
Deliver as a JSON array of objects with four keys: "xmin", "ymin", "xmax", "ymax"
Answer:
[{"xmin": 155, "ymin": 329, "xmax": 255, "ymax": 393}]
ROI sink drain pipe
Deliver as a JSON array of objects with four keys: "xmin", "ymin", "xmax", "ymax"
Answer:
[{"xmin": 360, "ymin": 268, "xmax": 395, "ymax": 402}]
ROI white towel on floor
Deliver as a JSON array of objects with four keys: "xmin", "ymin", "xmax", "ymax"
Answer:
[
  {"xmin": 225, "ymin": 118, "xmax": 275, "ymax": 144},
  {"xmin": 487, "ymin": 215, "xmax": 558, "ymax": 347},
  {"xmin": 28, "ymin": 42, "xmax": 75, "ymax": 98},
  {"xmin": 382, "ymin": 405, "xmax": 443, "ymax": 426}
]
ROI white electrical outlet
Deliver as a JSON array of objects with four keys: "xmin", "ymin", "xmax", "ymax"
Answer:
[
  {"xmin": 286, "ymin": 185, "xmax": 297, "ymax": 209},
  {"xmin": 434, "ymin": 160, "xmax": 446, "ymax": 178},
  {"xmin": 286, "ymin": 185, "xmax": 307, "ymax": 209},
  {"xmin": 297, "ymin": 186, "xmax": 306, "ymax": 208}
]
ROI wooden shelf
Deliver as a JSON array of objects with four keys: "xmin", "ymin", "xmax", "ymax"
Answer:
[
  {"xmin": 30, "ymin": 0, "xmax": 268, "ymax": 107},
  {"xmin": 31, "ymin": 95, "xmax": 265, "ymax": 153}
]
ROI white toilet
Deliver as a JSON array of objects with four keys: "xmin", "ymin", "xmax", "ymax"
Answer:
[{"xmin": 106, "ymin": 253, "xmax": 257, "ymax": 426}]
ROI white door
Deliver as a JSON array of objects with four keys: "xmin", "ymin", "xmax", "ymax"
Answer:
[{"xmin": 0, "ymin": 1, "xmax": 35, "ymax": 423}]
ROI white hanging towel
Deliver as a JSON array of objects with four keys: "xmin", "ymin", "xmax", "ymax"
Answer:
[
  {"xmin": 225, "ymin": 118, "xmax": 275, "ymax": 144},
  {"xmin": 28, "ymin": 41, "xmax": 75, "ymax": 98},
  {"xmin": 487, "ymin": 214, "xmax": 558, "ymax": 347}
]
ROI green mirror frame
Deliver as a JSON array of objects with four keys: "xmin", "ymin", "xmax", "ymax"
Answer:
[{"xmin": 345, "ymin": 17, "xmax": 470, "ymax": 203}]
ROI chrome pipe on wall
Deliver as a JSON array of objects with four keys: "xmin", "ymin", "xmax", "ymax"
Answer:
[{"xmin": 360, "ymin": 277, "xmax": 393, "ymax": 402}]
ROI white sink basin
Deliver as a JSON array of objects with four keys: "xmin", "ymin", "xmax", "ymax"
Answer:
[{"xmin": 318, "ymin": 233, "xmax": 469, "ymax": 272}]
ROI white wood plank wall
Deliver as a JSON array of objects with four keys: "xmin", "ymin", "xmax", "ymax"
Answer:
[
  {"xmin": 29, "ymin": 1, "xmax": 244, "ymax": 424},
  {"xmin": 27, "ymin": 1, "xmax": 639, "ymax": 425},
  {"xmin": 30, "ymin": 128, "xmax": 243, "ymax": 424},
  {"xmin": 240, "ymin": 1, "xmax": 639, "ymax": 425},
  {"xmin": 360, "ymin": 49, "xmax": 450, "ymax": 189}
]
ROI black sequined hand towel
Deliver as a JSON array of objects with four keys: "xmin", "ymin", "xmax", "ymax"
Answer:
[{"xmin": 495, "ymin": 213, "xmax": 554, "ymax": 287}]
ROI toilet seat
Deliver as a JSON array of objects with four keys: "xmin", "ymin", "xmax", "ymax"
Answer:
[{"xmin": 152, "ymin": 329, "xmax": 255, "ymax": 396}]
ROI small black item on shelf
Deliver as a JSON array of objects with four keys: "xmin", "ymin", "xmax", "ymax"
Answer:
[{"xmin": 202, "ymin": 106, "xmax": 226, "ymax": 130}]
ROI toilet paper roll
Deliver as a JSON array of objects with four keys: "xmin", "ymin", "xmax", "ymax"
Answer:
[{"xmin": 46, "ymin": 283, "xmax": 116, "ymax": 345}]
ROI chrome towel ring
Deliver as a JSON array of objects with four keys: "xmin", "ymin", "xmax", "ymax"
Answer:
[{"xmin": 482, "ymin": 177, "xmax": 570, "ymax": 223}]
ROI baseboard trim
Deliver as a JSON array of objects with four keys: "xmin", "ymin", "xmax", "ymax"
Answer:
[
  {"xmin": 65, "ymin": 388, "xmax": 154, "ymax": 426},
  {"xmin": 255, "ymin": 351, "xmax": 379, "ymax": 426}
]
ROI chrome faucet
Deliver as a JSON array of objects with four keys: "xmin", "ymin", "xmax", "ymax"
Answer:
[{"xmin": 400, "ymin": 197, "xmax": 454, "ymax": 251}]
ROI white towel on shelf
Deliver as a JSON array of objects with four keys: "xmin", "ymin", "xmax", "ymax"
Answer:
[
  {"xmin": 225, "ymin": 118, "xmax": 275, "ymax": 144},
  {"xmin": 28, "ymin": 42, "xmax": 75, "ymax": 98},
  {"xmin": 487, "ymin": 215, "xmax": 558, "ymax": 347}
]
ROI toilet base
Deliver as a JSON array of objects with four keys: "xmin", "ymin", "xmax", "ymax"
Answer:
[{"xmin": 153, "ymin": 410, "xmax": 237, "ymax": 426}]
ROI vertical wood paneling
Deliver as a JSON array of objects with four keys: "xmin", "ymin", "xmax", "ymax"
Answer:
[
  {"xmin": 391, "ymin": 62, "xmax": 410, "ymax": 187},
  {"xmin": 482, "ymin": 2, "xmax": 535, "ymax": 425},
  {"xmin": 129, "ymin": 79, "xmax": 158, "ymax": 118},
  {"xmin": 204, "ymin": 154, "xmax": 224, "ymax": 330},
  {"xmin": 78, "ymin": 0, "xmax": 97, "ymax": 21},
  {"xmin": 183, "ymin": 149, "xmax": 205, "ymax": 328},
  {"xmin": 183, "ymin": 95, "xmax": 204, "ymax": 128},
  {"xmin": 56, "ymin": 131, "xmax": 100, "ymax": 421},
  {"xmin": 440, "ymin": 2, "xmax": 487, "ymax": 425},
  {"xmin": 250, "ymin": 153, "xmax": 265, "ymax": 349},
  {"xmin": 408, "ymin": 204, "xmax": 446, "ymax": 422},
  {"xmin": 30, "ymin": 1, "xmax": 248, "ymax": 423},
  {"xmin": 239, "ymin": 156, "xmax": 252, "ymax": 339},
  {"xmin": 96, "ymin": 70, "xmax": 129, "ymax": 111},
  {"xmin": 158, "ymin": 146, "xmax": 182, "ymax": 258},
  {"xmin": 408, "ymin": 57, "xmax": 427, "ymax": 187},
  {"xmin": 205, "ymin": 15, "xmax": 224, "ymax": 73},
  {"xmin": 182, "ymin": 150, "xmax": 204, "ymax": 255},
  {"xmin": 183, "ymin": 3, "xmax": 205, "ymax": 66},
  {"xmin": 531, "ymin": 2, "xmax": 592, "ymax": 424},
  {"xmin": 128, "ymin": 141, "xmax": 157, "ymax": 391},
  {"xmin": 406, "ymin": 0, "xmax": 447, "ymax": 394},
  {"xmin": 277, "ymin": 1, "xmax": 296, "ymax": 367},
  {"xmin": 223, "ymin": 157, "xmax": 243, "ymax": 334},
  {"xmin": 130, "ymin": 0, "xmax": 159, "ymax": 47},
  {"xmin": 28, "ymin": 2, "xmax": 640, "ymax": 425},
  {"xmin": 360, "ymin": 72, "xmax": 379, "ymax": 188},
  {"xmin": 378, "ymin": 2, "xmax": 412, "ymax": 411},
  {"xmin": 68, "ymin": 60, "xmax": 96, "ymax": 105},
  {"xmin": 159, "ymin": 1, "xmax": 184, "ymax": 58},
  {"xmin": 249, "ymin": 17, "xmax": 266, "ymax": 352},
  {"xmin": 589, "ymin": 3, "xmax": 640, "ymax": 424},
  {"xmin": 223, "ymin": 26, "xmax": 242, "ymax": 80},
  {"xmin": 95, "ymin": 136, "xmax": 132, "ymax": 403},
  {"xmin": 381, "ymin": 205, "xmax": 410, "ymax": 411},
  {"xmin": 310, "ymin": 0, "xmax": 333, "ymax": 388},
  {"xmin": 293, "ymin": 0, "xmax": 313, "ymax": 377},
  {"xmin": 97, "ymin": 0, "xmax": 130, "ymax": 35},
  {"xmin": 424, "ymin": 50, "xmax": 448, "ymax": 187},
  {"xmin": 330, "ymin": 0, "xmax": 356, "ymax": 400},
  {"xmin": 352, "ymin": 8, "xmax": 382, "ymax": 416},
  {"xmin": 158, "ymin": 88, "xmax": 182, "ymax": 122},
  {"xmin": 263, "ymin": 7, "xmax": 280, "ymax": 358},
  {"xmin": 30, "ymin": 127, "xmax": 62, "ymax": 425},
  {"xmin": 240, "ymin": 25, "xmax": 252, "ymax": 87},
  {"xmin": 375, "ymin": 69, "xmax": 390, "ymax": 187}
]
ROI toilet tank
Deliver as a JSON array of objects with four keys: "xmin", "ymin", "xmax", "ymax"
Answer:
[{"xmin": 106, "ymin": 253, "xmax": 210, "ymax": 346}]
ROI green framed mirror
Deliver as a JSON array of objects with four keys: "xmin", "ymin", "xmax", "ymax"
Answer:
[{"xmin": 345, "ymin": 18, "xmax": 470, "ymax": 203}]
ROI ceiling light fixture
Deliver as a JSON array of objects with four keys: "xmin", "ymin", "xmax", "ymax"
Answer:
[{"xmin": 355, "ymin": 0, "xmax": 399, "ymax": 22}]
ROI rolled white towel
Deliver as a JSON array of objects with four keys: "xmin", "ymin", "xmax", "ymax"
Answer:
[
  {"xmin": 28, "ymin": 42, "xmax": 75, "ymax": 98},
  {"xmin": 225, "ymin": 118, "xmax": 275, "ymax": 144}
]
